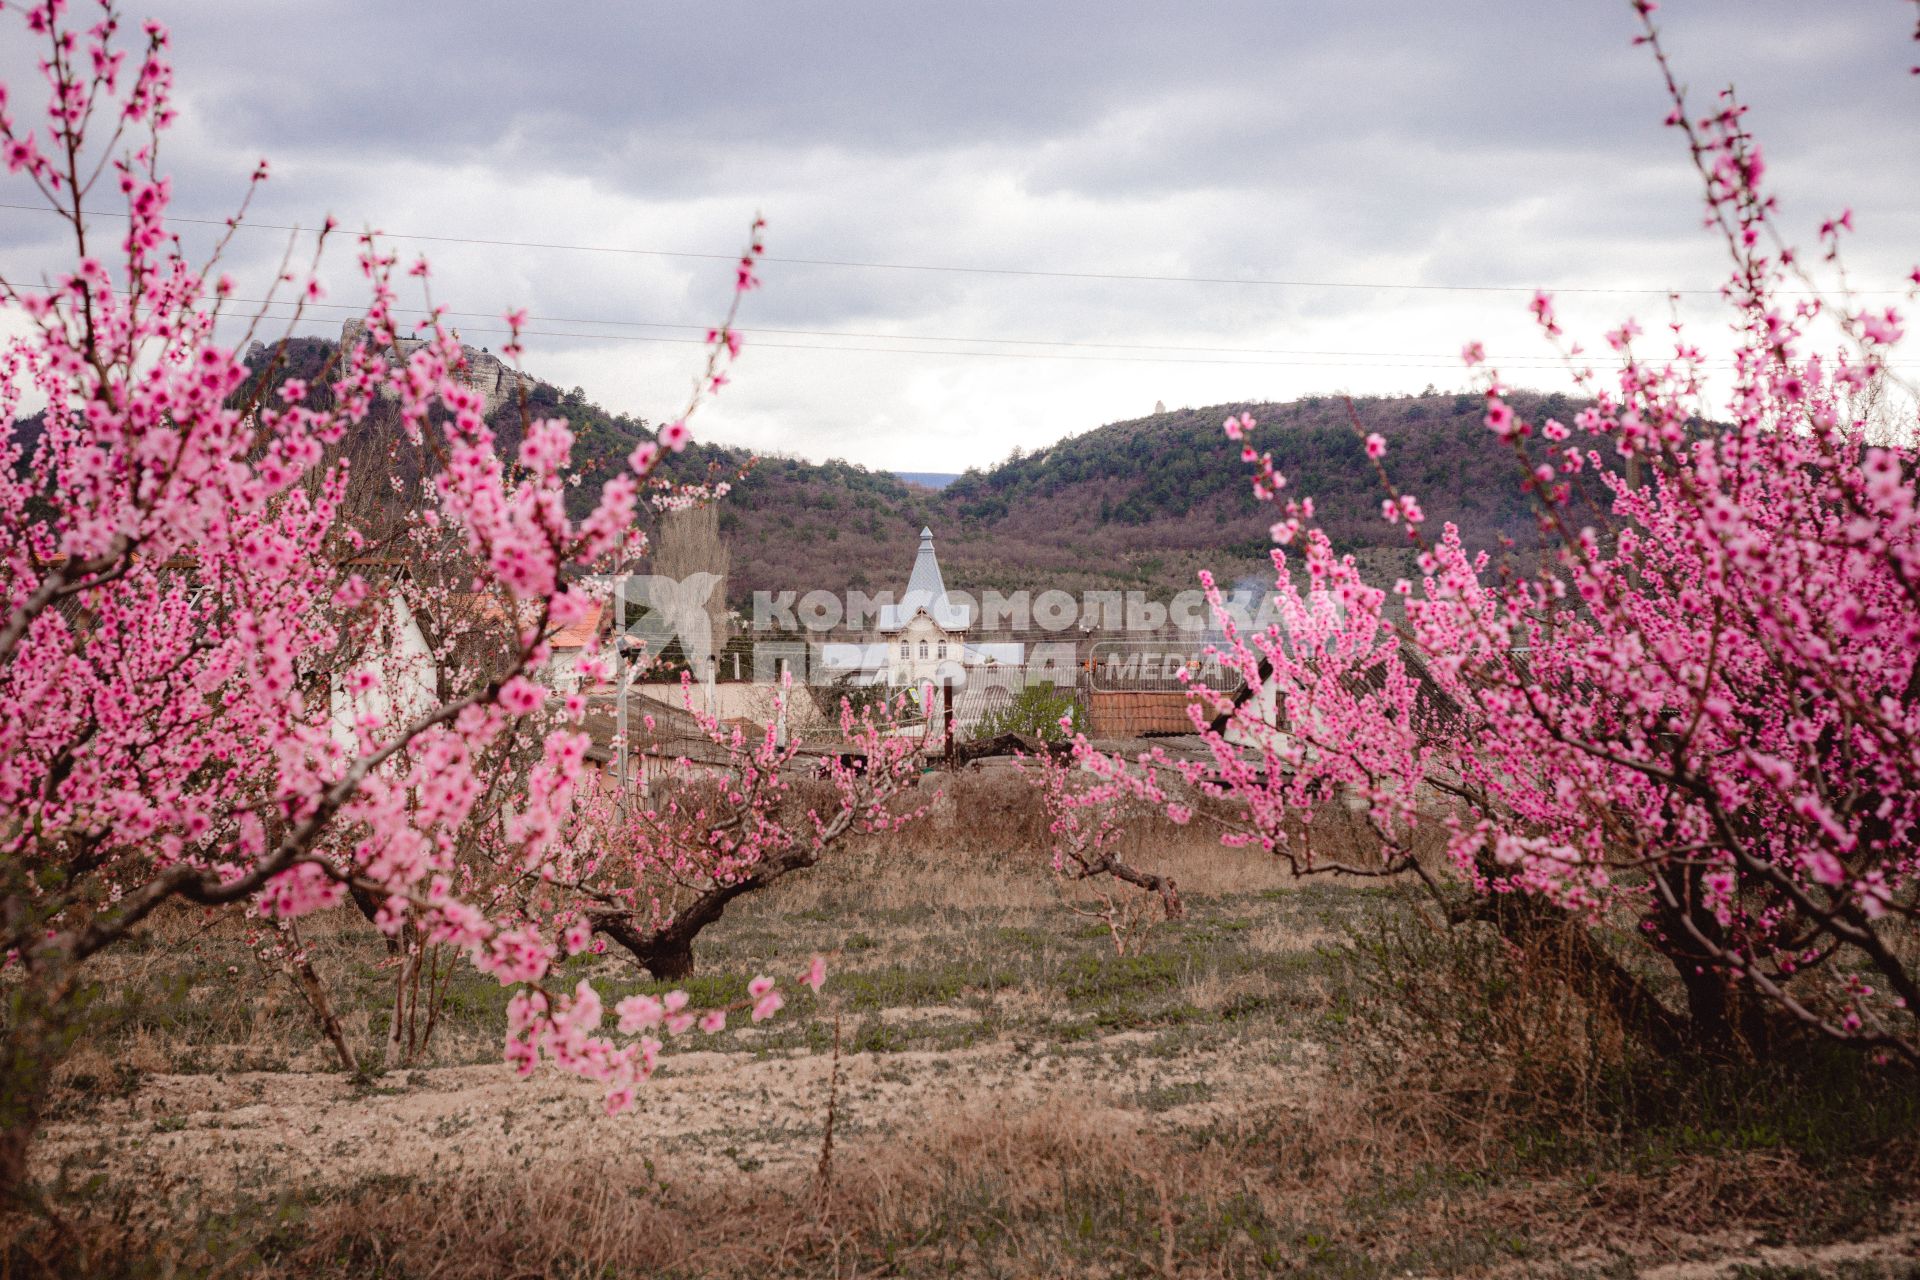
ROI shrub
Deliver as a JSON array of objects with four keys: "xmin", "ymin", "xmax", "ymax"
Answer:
[{"xmin": 971, "ymin": 682, "xmax": 1085, "ymax": 742}]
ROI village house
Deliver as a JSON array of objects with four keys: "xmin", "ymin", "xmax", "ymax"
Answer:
[
  {"xmin": 819, "ymin": 527, "xmax": 1022, "ymax": 691},
  {"xmin": 326, "ymin": 571, "xmax": 612, "ymax": 751},
  {"xmin": 543, "ymin": 596, "xmax": 609, "ymax": 693},
  {"xmin": 878, "ymin": 526, "xmax": 974, "ymax": 684},
  {"xmin": 324, "ymin": 564, "xmax": 438, "ymax": 752}
]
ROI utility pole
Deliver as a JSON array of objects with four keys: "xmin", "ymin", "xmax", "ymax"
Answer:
[
  {"xmin": 776, "ymin": 658, "xmax": 790, "ymax": 748},
  {"xmin": 943, "ymin": 678, "xmax": 955, "ymax": 767},
  {"xmin": 615, "ymin": 572, "xmax": 629, "ymax": 797}
]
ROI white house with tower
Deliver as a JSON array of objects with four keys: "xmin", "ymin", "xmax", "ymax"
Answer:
[
  {"xmin": 879, "ymin": 526, "xmax": 975, "ymax": 685},
  {"xmin": 818, "ymin": 526, "xmax": 1020, "ymax": 687}
]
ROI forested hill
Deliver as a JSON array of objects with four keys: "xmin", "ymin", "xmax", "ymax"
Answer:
[
  {"xmin": 709, "ymin": 391, "xmax": 1574, "ymax": 603},
  {"xmin": 234, "ymin": 339, "xmax": 1572, "ymax": 604}
]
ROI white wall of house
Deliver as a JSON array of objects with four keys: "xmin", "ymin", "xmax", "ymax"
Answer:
[
  {"xmin": 1222, "ymin": 680, "xmax": 1283, "ymax": 748},
  {"xmin": 545, "ymin": 648, "xmax": 589, "ymax": 694},
  {"xmin": 818, "ymin": 642, "xmax": 892, "ymax": 681},
  {"xmin": 330, "ymin": 594, "xmax": 438, "ymax": 751},
  {"xmin": 888, "ymin": 613, "xmax": 967, "ymax": 686},
  {"xmin": 630, "ymin": 679, "xmax": 830, "ymax": 732}
]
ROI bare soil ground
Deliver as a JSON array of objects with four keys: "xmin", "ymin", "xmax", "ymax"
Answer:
[
  {"xmin": 37, "ymin": 1027, "xmax": 1305, "ymax": 1200},
  {"xmin": 8, "ymin": 803, "xmax": 1919, "ymax": 1278}
]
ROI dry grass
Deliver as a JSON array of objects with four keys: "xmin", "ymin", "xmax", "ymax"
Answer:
[
  {"xmin": 0, "ymin": 1097, "xmax": 1528, "ymax": 1277},
  {"xmin": 16, "ymin": 1081, "xmax": 1914, "ymax": 1279},
  {"xmin": 7, "ymin": 772, "xmax": 1918, "ymax": 1279}
]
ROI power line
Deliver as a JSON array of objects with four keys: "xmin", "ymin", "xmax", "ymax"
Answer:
[
  {"xmin": 240, "ymin": 295, "xmax": 1539, "ymax": 357},
  {"xmin": 215, "ymin": 299, "xmax": 1880, "ymax": 371},
  {"xmin": 460, "ymin": 325, "xmax": 1583, "ymax": 369},
  {"xmin": 9, "ymin": 198, "xmax": 1895, "ymax": 297},
  {"xmin": 0, "ymin": 281, "xmax": 1864, "ymax": 372},
  {"xmin": 235, "ymin": 299, "xmax": 1598, "ymax": 364},
  {"xmin": 0, "ymin": 278, "xmax": 1670, "ymax": 365},
  {"xmin": 296, "ymin": 319, "xmax": 1848, "ymax": 373}
]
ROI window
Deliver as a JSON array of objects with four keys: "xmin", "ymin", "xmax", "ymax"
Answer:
[
  {"xmin": 900, "ymin": 642, "xmax": 909, "ymax": 658},
  {"xmin": 919, "ymin": 641, "xmax": 929, "ymax": 658},
  {"xmin": 937, "ymin": 642, "xmax": 947, "ymax": 659}
]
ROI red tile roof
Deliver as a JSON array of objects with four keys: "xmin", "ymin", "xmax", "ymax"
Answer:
[{"xmin": 548, "ymin": 598, "xmax": 607, "ymax": 650}]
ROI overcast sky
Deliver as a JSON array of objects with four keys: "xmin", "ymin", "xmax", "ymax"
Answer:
[{"xmin": 3, "ymin": 2, "xmax": 1914, "ymax": 471}]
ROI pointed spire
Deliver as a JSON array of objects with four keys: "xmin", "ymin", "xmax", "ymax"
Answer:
[
  {"xmin": 906, "ymin": 527, "xmax": 947, "ymax": 602},
  {"xmin": 879, "ymin": 525, "xmax": 971, "ymax": 632}
]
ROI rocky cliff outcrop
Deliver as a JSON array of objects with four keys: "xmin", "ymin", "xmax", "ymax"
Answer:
[{"xmin": 340, "ymin": 318, "xmax": 537, "ymax": 416}]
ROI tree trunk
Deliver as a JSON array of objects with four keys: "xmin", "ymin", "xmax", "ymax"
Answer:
[
  {"xmin": 594, "ymin": 867, "xmax": 794, "ymax": 981},
  {"xmin": 638, "ymin": 939, "xmax": 696, "ymax": 982},
  {"xmin": 292, "ymin": 955, "xmax": 360, "ymax": 1076},
  {"xmin": 0, "ymin": 982, "xmax": 77, "ymax": 1205},
  {"xmin": 387, "ymin": 945, "xmax": 417, "ymax": 1067},
  {"xmin": 598, "ymin": 908, "xmax": 720, "ymax": 981},
  {"xmin": 0, "ymin": 1046, "xmax": 52, "ymax": 1207},
  {"xmin": 1647, "ymin": 863, "xmax": 1773, "ymax": 1057},
  {"xmin": 385, "ymin": 918, "xmax": 423, "ymax": 1067},
  {"xmin": 1466, "ymin": 890, "xmax": 1690, "ymax": 1058},
  {"xmin": 347, "ymin": 879, "xmax": 402, "ymax": 957}
]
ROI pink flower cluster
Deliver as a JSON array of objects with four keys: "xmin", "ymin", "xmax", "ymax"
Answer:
[
  {"xmin": 0, "ymin": 1, "xmax": 803, "ymax": 1120},
  {"xmin": 1070, "ymin": 12, "xmax": 1920, "ymax": 1061},
  {"xmin": 529, "ymin": 674, "xmax": 925, "ymax": 991}
]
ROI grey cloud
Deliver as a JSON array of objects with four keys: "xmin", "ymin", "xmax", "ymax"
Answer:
[{"xmin": 0, "ymin": 1, "xmax": 1911, "ymax": 473}]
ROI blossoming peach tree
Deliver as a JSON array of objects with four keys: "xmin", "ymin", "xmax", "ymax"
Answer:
[
  {"xmin": 1067, "ymin": 4, "xmax": 1919, "ymax": 1062},
  {"xmin": 554, "ymin": 682, "xmax": 925, "ymax": 982},
  {"xmin": 0, "ymin": 0, "xmax": 824, "ymax": 1195}
]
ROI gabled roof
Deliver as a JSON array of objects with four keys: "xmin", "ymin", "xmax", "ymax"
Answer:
[
  {"xmin": 877, "ymin": 526, "xmax": 972, "ymax": 631},
  {"xmin": 548, "ymin": 598, "xmax": 607, "ymax": 651},
  {"xmin": 440, "ymin": 591, "xmax": 604, "ymax": 651}
]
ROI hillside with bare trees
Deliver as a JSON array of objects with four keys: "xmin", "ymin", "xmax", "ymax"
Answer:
[{"xmin": 234, "ymin": 341, "xmax": 1565, "ymax": 601}]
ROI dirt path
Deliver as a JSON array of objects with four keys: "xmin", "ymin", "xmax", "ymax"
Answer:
[
  {"xmin": 36, "ymin": 1027, "xmax": 1303, "ymax": 1202},
  {"xmin": 1634, "ymin": 1230, "xmax": 1920, "ymax": 1280}
]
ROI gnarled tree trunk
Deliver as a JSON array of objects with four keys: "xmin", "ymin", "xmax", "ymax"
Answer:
[{"xmin": 591, "ymin": 849, "xmax": 818, "ymax": 980}]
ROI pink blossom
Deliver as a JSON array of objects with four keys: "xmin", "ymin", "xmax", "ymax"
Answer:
[
  {"xmin": 800, "ymin": 955, "xmax": 827, "ymax": 993},
  {"xmin": 499, "ymin": 676, "xmax": 545, "ymax": 715},
  {"xmin": 1804, "ymin": 850, "xmax": 1846, "ymax": 887},
  {"xmin": 615, "ymin": 995, "xmax": 665, "ymax": 1033},
  {"xmin": 1485, "ymin": 399, "xmax": 1515, "ymax": 437},
  {"xmin": 1529, "ymin": 291, "xmax": 1560, "ymax": 336},
  {"xmin": 1059, "ymin": 44, "xmax": 1920, "ymax": 1063},
  {"xmin": 1858, "ymin": 308, "xmax": 1904, "ymax": 346}
]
